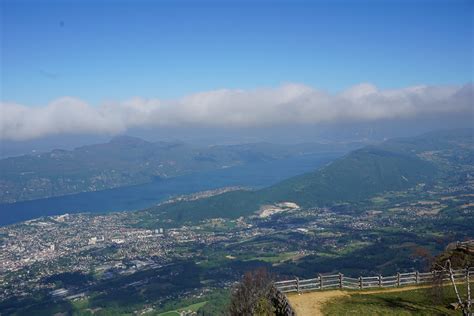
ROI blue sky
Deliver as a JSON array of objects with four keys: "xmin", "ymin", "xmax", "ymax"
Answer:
[{"xmin": 1, "ymin": 0, "xmax": 472, "ymax": 107}]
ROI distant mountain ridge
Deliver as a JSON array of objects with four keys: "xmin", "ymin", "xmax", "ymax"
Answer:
[
  {"xmin": 145, "ymin": 129, "xmax": 473, "ymax": 225},
  {"xmin": 0, "ymin": 137, "xmax": 357, "ymax": 203}
]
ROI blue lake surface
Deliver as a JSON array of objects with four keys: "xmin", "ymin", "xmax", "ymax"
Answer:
[{"xmin": 0, "ymin": 153, "xmax": 340, "ymax": 226}]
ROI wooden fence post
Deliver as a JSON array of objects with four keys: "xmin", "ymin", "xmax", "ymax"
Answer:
[
  {"xmin": 339, "ymin": 273, "xmax": 343, "ymax": 289},
  {"xmin": 319, "ymin": 274, "xmax": 323, "ymax": 290},
  {"xmin": 397, "ymin": 273, "xmax": 400, "ymax": 287},
  {"xmin": 415, "ymin": 271, "xmax": 419, "ymax": 284},
  {"xmin": 296, "ymin": 277, "xmax": 300, "ymax": 294},
  {"xmin": 359, "ymin": 276, "xmax": 362, "ymax": 289},
  {"xmin": 378, "ymin": 274, "xmax": 382, "ymax": 287},
  {"xmin": 466, "ymin": 267, "xmax": 471, "ymax": 311}
]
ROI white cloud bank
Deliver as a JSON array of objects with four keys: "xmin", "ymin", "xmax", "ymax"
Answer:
[{"xmin": 1, "ymin": 83, "xmax": 472, "ymax": 141}]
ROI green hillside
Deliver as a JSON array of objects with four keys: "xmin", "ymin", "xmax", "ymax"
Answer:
[
  {"xmin": 148, "ymin": 190, "xmax": 262, "ymax": 223},
  {"xmin": 260, "ymin": 146, "xmax": 437, "ymax": 207},
  {"xmin": 146, "ymin": 129, "xmax": 472, "ymax": 225},
  {"xmin": 147, "ymin": 147, "xmax": 437, "ymax": 224}
]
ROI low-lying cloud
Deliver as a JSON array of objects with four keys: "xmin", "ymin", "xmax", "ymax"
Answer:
[{"xmin": 1, "ymin": 83, "xmax": 472, "ymax": 141}]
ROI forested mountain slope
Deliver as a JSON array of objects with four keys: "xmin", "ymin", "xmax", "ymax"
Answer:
[
  {"xmin": 0, "ymin": 136, "xmax": 353, "ymax": 203},
  {"xmin": 146, "ymin": 129, "xmax": 472, "ymax": 225}
]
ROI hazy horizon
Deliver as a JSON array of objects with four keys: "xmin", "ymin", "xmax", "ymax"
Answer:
[{"xmin": 1, "ymin": 0, "xmax": 472, "ymax": 147}]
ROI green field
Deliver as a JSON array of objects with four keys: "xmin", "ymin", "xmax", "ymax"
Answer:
[
  {"xmin": 240, "ymin": 251, "xmax": 300, "ymax": 263},
  {"xmin": 158, "ymin": 301, "xmax": 208, "ymax": 316}
]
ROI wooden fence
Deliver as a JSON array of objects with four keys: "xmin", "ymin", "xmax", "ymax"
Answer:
[
  {"xmin": 455, "ymin": 241, "xmax": 474, "ymax": 253},
  {"xmin": 275, "ymin": 267, "xmax": 474, "ymax": 294}
]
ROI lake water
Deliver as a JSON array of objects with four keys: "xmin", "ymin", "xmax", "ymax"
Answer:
[{"xmin": 0, "ymin": 153, "xmax": 340, "ymax": 226}]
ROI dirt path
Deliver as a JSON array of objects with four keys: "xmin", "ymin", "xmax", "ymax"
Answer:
[
  {"xmin": 287, "ymin": 290, "xmax": 349, "ymax": 316},
  {"xmin": 286, "ymin": 285, "xmax": 433, "ymax": 316}
]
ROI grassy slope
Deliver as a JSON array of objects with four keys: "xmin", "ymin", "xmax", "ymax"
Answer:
[{"xmin": 322, "ymin": 284, "xmax": 468, "ymax": 315}]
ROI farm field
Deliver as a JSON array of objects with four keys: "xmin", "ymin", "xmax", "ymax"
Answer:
[{"xmin": 157, "ymin": 301, "xmax": 208, "ymax": 316}]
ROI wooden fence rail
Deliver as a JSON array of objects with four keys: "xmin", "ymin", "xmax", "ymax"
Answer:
[{"xmin": 275, "ymin": 267, "xmax": 474, "ymax": 294}]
